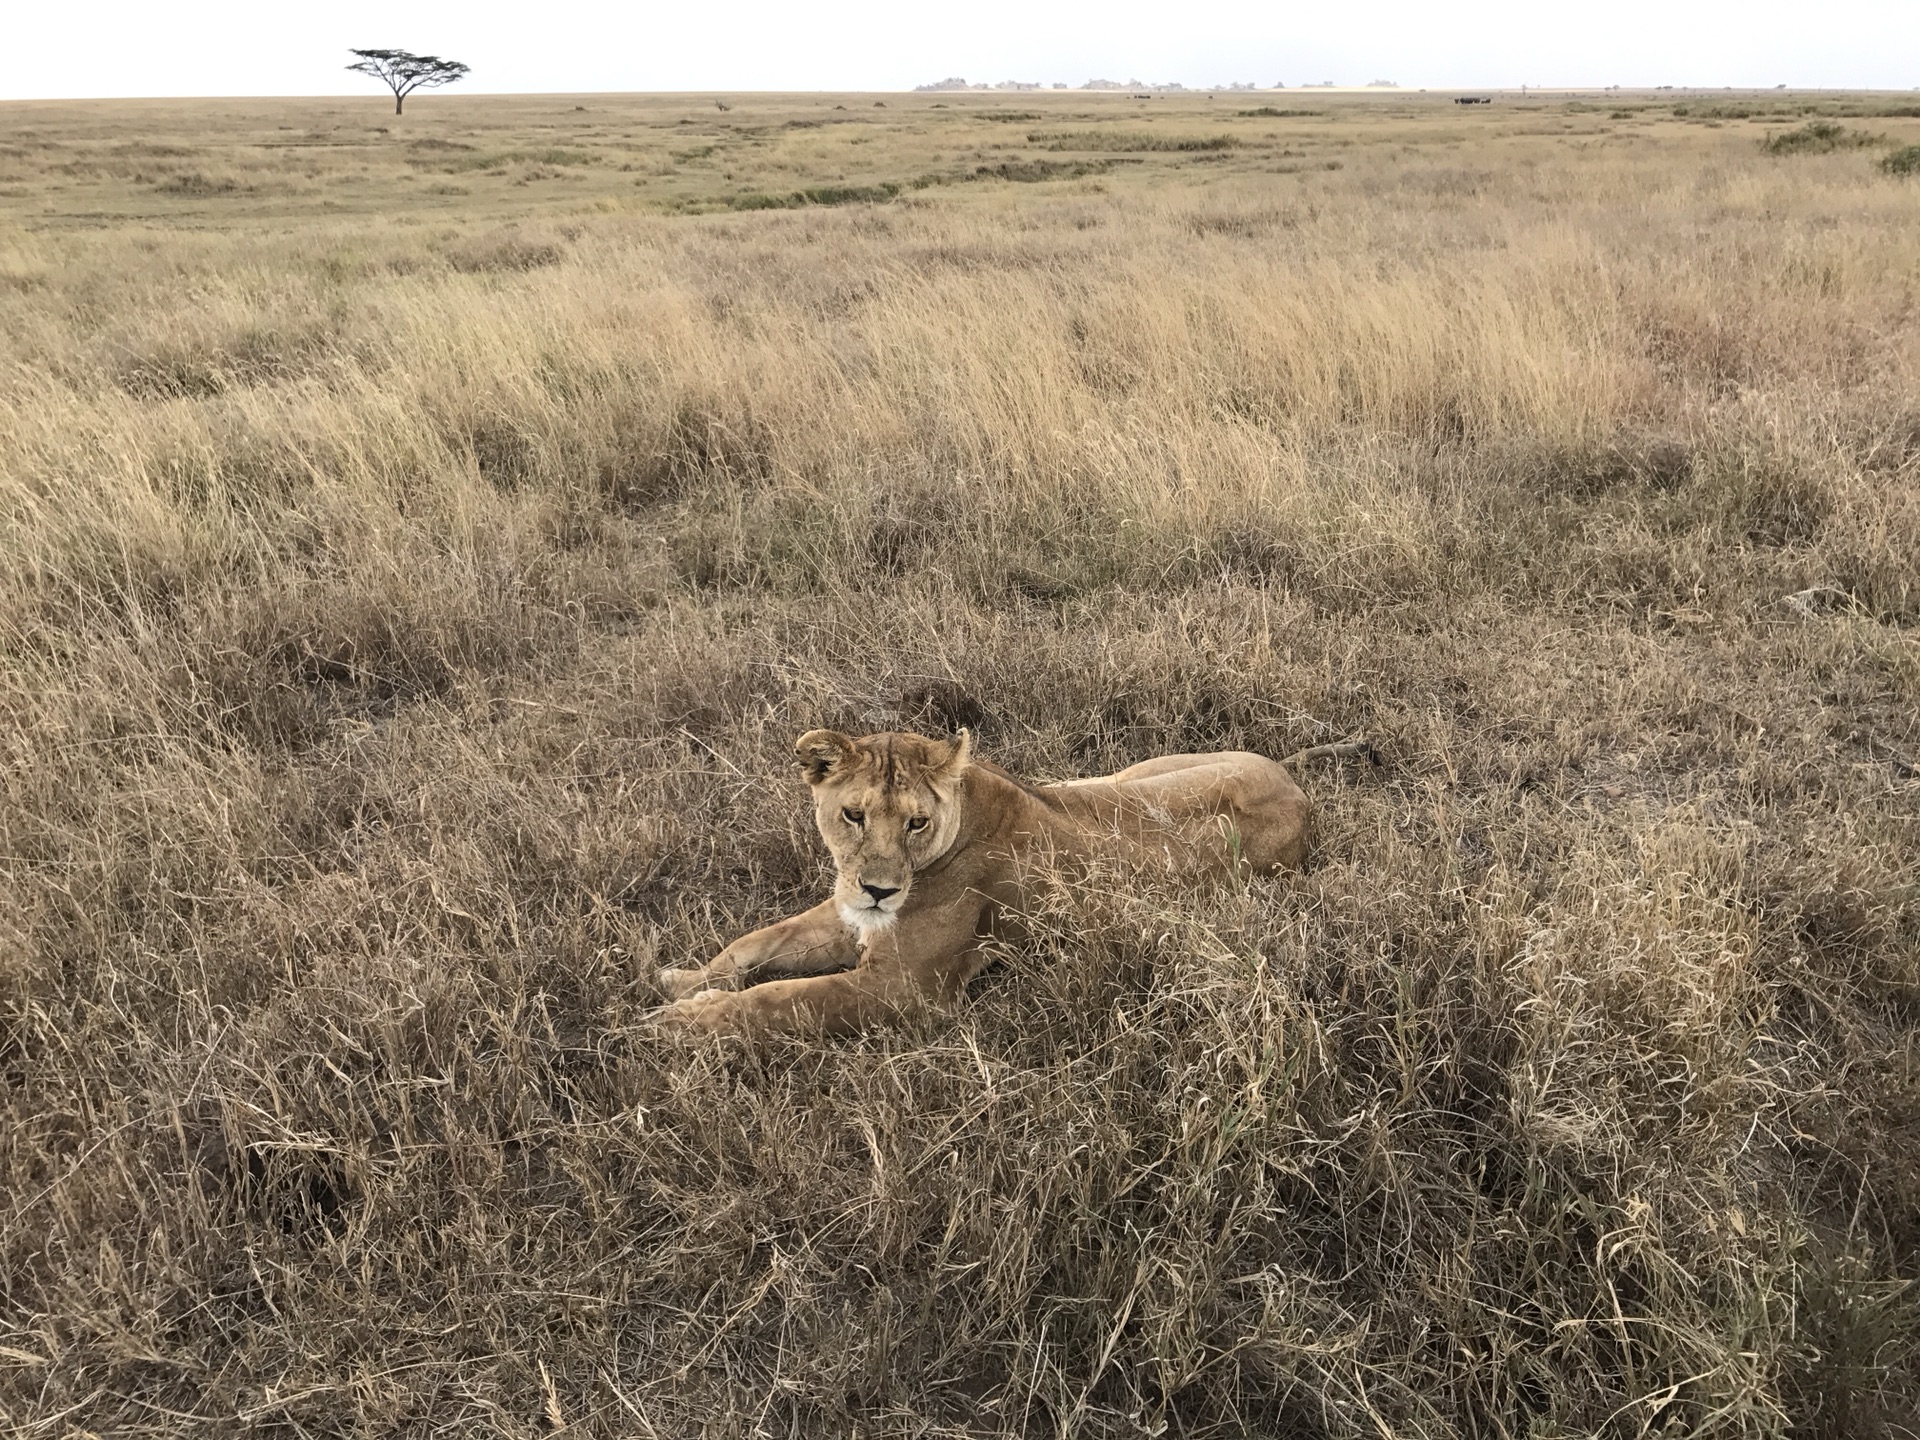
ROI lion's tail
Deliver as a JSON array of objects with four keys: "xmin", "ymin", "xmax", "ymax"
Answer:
[{"xmin": 1278, "ymin": 738, "xmax": 1378, "ymax": 770}]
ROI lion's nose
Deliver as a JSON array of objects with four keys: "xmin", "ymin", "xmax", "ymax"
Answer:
[{"xmin": 861, "ymin": 883, "xmax": 900, "ymax": 903}]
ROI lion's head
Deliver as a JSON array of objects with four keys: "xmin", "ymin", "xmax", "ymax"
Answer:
[{"xmin": 794, "ymin": 728, "xmax": 973, "ymax": 932}]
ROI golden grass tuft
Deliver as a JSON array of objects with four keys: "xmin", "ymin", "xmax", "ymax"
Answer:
[{"xmin": 1, "ymin": 89, "xmax": 1918, "ymax": 1436}]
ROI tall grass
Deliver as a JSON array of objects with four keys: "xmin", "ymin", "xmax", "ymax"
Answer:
[{"xmin": 2, "ymin": 94, "xmax": 1918, "ymax": 1437}]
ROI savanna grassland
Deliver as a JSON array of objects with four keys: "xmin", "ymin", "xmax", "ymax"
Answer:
[{"xmin": 3, "ymin": 87, "xmax": 1919, "ymax": 1437}]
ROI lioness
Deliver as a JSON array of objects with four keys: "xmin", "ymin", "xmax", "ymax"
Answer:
[{"xmin": 658, "ymin": 728, "xmax": 1352, "ymax": 1035}]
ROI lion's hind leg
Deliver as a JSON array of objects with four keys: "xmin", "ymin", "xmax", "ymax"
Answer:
[
  {"xmin": 1217, "ymin": 758, "xmax": 1314, "ymax": 873},
  {"xmin": 1105, "ymin": 754, "xmax": 1313, "ymax": 875}
]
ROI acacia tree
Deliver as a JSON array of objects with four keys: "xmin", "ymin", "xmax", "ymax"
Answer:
[{"xmin": 346, "ymin": 49, "xmax": 470, "ymax": 114}]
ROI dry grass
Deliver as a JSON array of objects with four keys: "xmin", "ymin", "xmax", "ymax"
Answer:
[{"xmin": 2, "ymin": 90, "xmax": 1918, "ymax": 1437}]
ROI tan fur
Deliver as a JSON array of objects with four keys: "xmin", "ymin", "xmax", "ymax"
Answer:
[{"xmin": 656, "ymin": 729, "xmax": 1315, "ymax": 1035}]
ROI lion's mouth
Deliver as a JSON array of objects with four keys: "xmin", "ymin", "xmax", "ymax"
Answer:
[{"xmin": 840, "ymin": 898, "xmax": 902, "ymax": 932}]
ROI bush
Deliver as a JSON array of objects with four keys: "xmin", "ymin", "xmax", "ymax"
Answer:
[
  {"xmin": 1761, "ymin": 122, "xmax": 1881, "ymax": 155},
  {"xmin": 1882, "ymin": 144, "xmax": 1920, "ymax": 176}
]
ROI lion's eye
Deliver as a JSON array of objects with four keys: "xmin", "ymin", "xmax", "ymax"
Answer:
[
  {"xmin": 906, "ymin": 815, "xmax": 929, "ymax": 832},
  {"xmin": 841, "ymin": 807, "xmax": 865, "ymax": 826}
]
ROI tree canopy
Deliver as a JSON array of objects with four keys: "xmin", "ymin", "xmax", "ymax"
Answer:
[{"xmin": 346, "ymin": 49, "xmax": 471, "ymax": 114}]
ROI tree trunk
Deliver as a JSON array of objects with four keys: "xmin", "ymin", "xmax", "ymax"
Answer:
[{"xmin": 395, "ymin": 93, "xmax": 404, "ymax": 115}]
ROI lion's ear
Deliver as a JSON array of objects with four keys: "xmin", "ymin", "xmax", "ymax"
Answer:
[
  {"xmin": 795, "ymin": 729, "xmax": 857, "ymax": 785},
  {"xmin": 933, "ymin": 726, "xmax": 972, "ymax": 781}
]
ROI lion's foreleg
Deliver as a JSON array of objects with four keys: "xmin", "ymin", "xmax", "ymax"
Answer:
[
  {"xmin": 661, "ymin": 964, "xmax": 931, "ymax": 1035},
  {"xmin": 663, "ymin": 906, "xmax": 992, "ymax": 1035},
  {"xmin": 657, "ymin": 899, "xmax": 860, "ymax": 999}
]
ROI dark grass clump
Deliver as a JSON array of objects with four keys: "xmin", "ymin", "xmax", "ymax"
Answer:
[
  {"xmin": 1031, "ymin": 130, "xmax": 1242, "ymax": 152},
  {"xmin": 445, "ymin": 226, "xmax": 567, "ymax": 272},
  {"xmin": 1881, "ymin": 144, "xmax": 1920, "ymax": 176},
  {"xmin": 730, "ymin": 182, "xmax": 903, "ymax": 210},
  {"xmin": 152, "ymin": 170, "xmax": 245, "ymax": 196},
  {"xmin": 1761, "ymin": 121, "xmax": 1883, "ymax": 155},
  {"xmin": 437, "ymin": 147, "xmax": 596, "ymax": 172},
  {"xmin": 970, "ymin": 158, "xmax": 1124, "ymax": 183}
]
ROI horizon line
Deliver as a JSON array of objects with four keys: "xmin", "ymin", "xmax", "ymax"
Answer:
[{"xmin": 5, "ymin": 83, "xmax": 1918, "ymax": 104}]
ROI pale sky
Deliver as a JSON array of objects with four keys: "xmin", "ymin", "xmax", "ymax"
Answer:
[{"xmin": 1, "ymin": 0, "xmax": 1915, "ymax": 101}]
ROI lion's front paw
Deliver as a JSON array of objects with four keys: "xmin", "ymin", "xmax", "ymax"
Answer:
[
  {"xmin": 657, "ymin": 989, "xmax": 742, "ymax": 1033},
  {"xmin": 656, "ymin": 966, "xmax": 711, "ymax": 1001}
]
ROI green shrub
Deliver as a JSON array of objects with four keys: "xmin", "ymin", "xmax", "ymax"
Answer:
[
  {"xmin": 1761, "ymin": 122, "xmax": 1880, "ymax": 155},
  {"xmin": 1882, "ymin": 144, "xmax": 1920, "ymax": 176}
]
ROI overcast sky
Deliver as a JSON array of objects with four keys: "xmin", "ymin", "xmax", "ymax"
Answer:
[{"xmin": 2, "ymin": 0, "xmax": 1915, "ymax": 101}]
